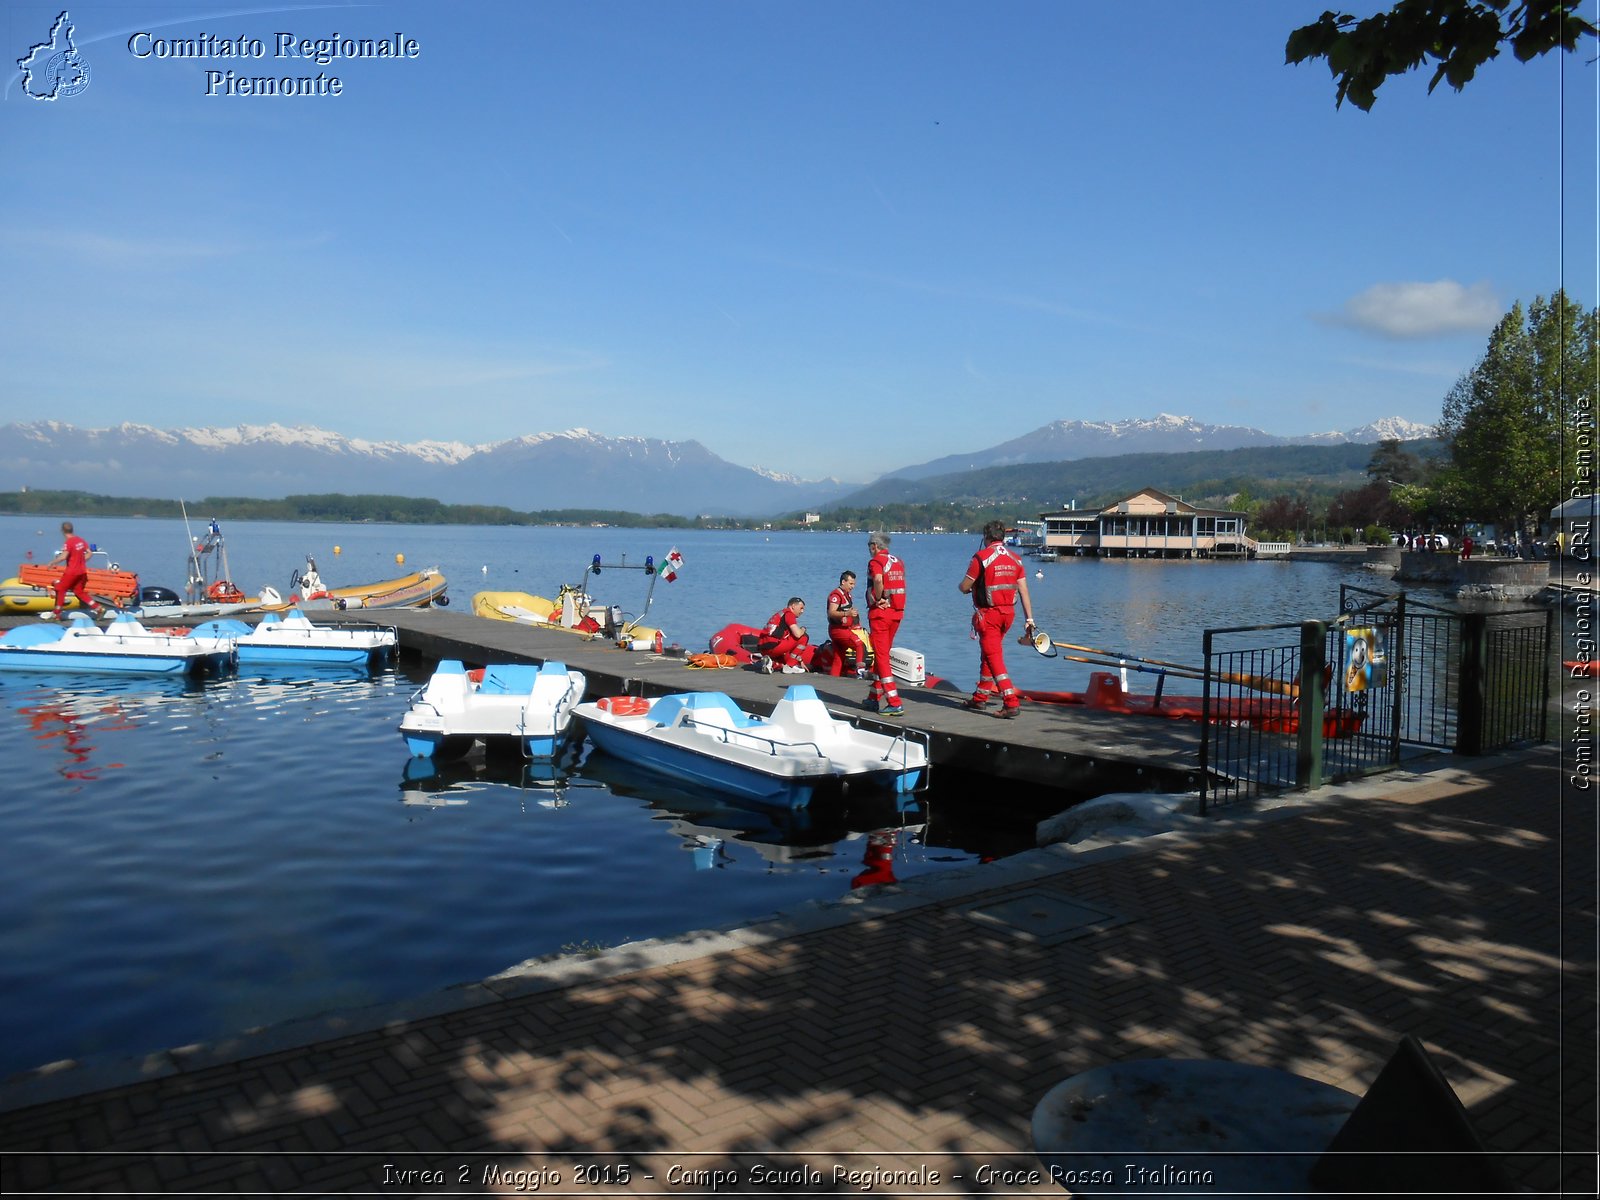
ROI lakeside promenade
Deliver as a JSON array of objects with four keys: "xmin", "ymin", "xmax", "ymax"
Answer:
[{"xmin": 0, "ymin": 743, "xmax": 1591, "ymax": 1196}]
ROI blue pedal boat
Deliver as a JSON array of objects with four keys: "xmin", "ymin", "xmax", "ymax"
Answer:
[
  {"xmin": 190, "ymin": 609, "xmax": 396, "ymax": 670},
  {"xmin": 0, "ymin": 612, "xmax": 229, "ymax": 676},
  {"xmin": 398, "ymin": 659, "xmax": 587, "ymax": 761},
  {"xmin": 573, "ymin": 684, "xmax": 929, "ymax": 811}
]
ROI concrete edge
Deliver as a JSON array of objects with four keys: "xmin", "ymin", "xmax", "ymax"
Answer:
[{"xmin": 0, "ymin": 744, "xmax": 1549, "ymax": 1116}]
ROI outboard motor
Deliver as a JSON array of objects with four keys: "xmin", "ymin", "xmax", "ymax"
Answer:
[{"xmin": 139, "ymin": 585, "xmax": 181, "ymax": 608}]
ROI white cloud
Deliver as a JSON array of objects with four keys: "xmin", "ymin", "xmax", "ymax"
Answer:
[{"xmin": 1320, "ymin": 280, "xmax": 1502, "ymax": 339}]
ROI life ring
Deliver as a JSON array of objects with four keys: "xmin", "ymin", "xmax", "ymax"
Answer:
[
  {"xmin": 597, "ymin": 695, "xmax": 650, "ymax": 716},
  {"xmin": 207, "ymin": 580, "xmax": 245, "ymax": 603}
]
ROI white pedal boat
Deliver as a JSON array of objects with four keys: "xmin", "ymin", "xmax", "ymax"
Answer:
[
  {"xmin": 399, "ymin": 659, "xmax": 587, "ymax": 760},
  {"xmin": 574, "ymin": 684, "xmax": 929, "ymax": 811},
  {"xmin": 0, "ymin": 612, "xmax": 231, "ymax": 676},
  {"xmin": 190, "ymin": 610, "xmax": 397, "ymax": 669}
]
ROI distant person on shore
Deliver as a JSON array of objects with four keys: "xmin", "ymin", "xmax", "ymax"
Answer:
[
  {"xmin": 958, "ymin": 520, "xmax": 1036, "ymax": 718},
  {"xmin": 1460, "ymin": 533, "xmax": 1474, "ymax": 560},
  {"xmin": 825, "ymin": 570, "xmax": 868, "ymax": 677},
  {"xmin": 44, "ymin": 521, "xmax": 104, "ymax": 621},
  {"xmin": 865, "ymin": 532, "xmax": 906, "ymax": 716},
  {"xmin": 757, "ymin": 597, "xmax": 809, "ymax": 674}
]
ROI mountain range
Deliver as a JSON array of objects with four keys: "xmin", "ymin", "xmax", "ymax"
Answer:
[
  {"xmin": 891, "ymin": 413, "xmax": 1434, "ymax": 480},
  {"xmin": 0, "ymin": 415, "xmax": 1436, "ymax": 517}
]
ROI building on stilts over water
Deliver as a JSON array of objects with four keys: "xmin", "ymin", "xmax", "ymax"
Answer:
[{"xmin": 1040, "ymin": 488, "xmax": 1257, "ymax": 559}]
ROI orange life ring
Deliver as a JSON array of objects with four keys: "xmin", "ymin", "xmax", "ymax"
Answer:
[
  {"xmin": 207, "ymin": 581, "xmax": 245, "ymax": 603},
  {"xmin": 597, "ymin": 695, "xmax": 650, "ymax": 716}
]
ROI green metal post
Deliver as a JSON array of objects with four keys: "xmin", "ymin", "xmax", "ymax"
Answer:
[
  {"xmin": 1387, "ymin": 594, "xmax": 1406, "ymax": 764},
  {"xmin": 1456, "ymin": 612, "xmax": 1487, "ymax": 755},
  {"xmin": 1539, "ymin": 608, "xmax": 1553, "ymax": 744},
  {"xmin": 1297, "ymin": 620, "xmax": 1326, "ymax": 790}
]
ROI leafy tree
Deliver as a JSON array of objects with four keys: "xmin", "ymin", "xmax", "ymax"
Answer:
[
  {"xmin": 1328, "ymin": 479, "xmax": 1414, "ymax": 529},
  {"xmin": 1256, "ymin": 493, "xmax": 1313, "ymax": 540},
  {"xmin": 1438, "ymin": 291, "xmax": 1597, "ymax": 540},
  {"xmin": 1366, "ymin": 438, "xmax": 1422, "ymax": 484},
  {"xmin": 1287, "ymin": 0, "xmax": 1597, "ymax": 110}
]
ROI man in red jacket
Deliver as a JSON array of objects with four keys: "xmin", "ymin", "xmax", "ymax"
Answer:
[
  {"xmin": 824, "ymin": 570, "xmax": 868, "ymax": 677},
  {"xmin": 757, "ymin": 597, "xmax": 810, "ymax": 673},
  {"xmin": 958, "ymin": 520, "xmax": 1035, "ymax": 718},
  {"xmin": 45, "ymin": 521, "xmax": 104, "ymax": 621},
  {"xmin": 865, "ymin": 532, "xmax": 906, "ymax": 715}
]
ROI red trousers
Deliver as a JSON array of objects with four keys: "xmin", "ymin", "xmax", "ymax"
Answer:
[
  {"xmin": 972, "ymin": 606, "xmax": 1018, "ymax": 708},
  {"xmin": 758, "ymin": 633, "xmax": 806, "ymax": 669},
  {"xmin": 868, "ymin": 611, "xmax": 902, "ymax": 707},
  {"xmin": 827, "ymin": 627, "xmax": 865, "ymax": 675},
  {"xmin": 53, "ymin": 570, "xmax": 92, "ymax": 614}
]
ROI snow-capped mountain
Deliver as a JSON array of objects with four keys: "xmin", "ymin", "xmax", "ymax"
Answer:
[
  {"xmin": 888, "ymin": 413, "xmax": 1437, "ymax": 481},
  {"xmin": 0, "ymin": 422, "xmax": 856, "ymax": 516}
]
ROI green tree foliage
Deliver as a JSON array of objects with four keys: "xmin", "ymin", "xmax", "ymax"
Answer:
[
  {"xmin": 1438, "ymin": 292, "xmax": 1596, "ymax": 538},
  {"xmin": 831, "ymin": 442, "xmax": 1414, "ymax": 515},
  {"xmin": 1287, "ymin": 0, "xmax": 1597, "ymax": 111}
]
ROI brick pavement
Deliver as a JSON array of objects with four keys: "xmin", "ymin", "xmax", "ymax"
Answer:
[{"xmin": 0, "ymin": 746, "xmax": 1593, "ymax": 1196}]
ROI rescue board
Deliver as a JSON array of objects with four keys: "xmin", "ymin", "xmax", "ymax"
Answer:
[{"xmin": 17, "ymin": 563, "xmax": 140, "ymax": 603}]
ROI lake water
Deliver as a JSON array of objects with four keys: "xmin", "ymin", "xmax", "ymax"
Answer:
[{"xmin": 0, "ymin": 516, "xmax": 1435, "ymax": 1077}]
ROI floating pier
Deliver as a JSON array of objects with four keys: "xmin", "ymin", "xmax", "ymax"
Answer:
[{"xmin": 340, "ymin": 608, "xmax": 1206, "ymax": 800}]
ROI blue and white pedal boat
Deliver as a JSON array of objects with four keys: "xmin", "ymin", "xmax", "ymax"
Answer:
[
  {"xmin": 0, "ymin": 612, "xmax": 230, "ymax": 676},
  {"xmin": 574, "ymin": 684, "xmax": 929, "ymax": 811},
  {"xmin": 399, "ymin": 659, "xmax": 587, "ymax": 760},
  {"xmin": 190, "ymin": 609, "xmax": 397, "ymax": 669}
]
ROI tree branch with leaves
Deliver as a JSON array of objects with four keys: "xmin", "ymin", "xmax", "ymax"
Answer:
[{"xmin": 1287, "ymin": 0, "xmax": 1597, "ymax": 110}]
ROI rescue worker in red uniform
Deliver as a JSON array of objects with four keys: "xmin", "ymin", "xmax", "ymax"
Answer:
[
  {"xmin": 757, "ymin": 597, "xmax": 809, "ymax": 673},
  {"xmin": 45, "ymin": 521, "xmax": 103, "ymax": 621},
  {"xmin": 824, "ymin": 570, "xmax": 868, "ymax": 677},
  {"xmin": 865, "ymin": 532, "xmax": 906, "ymax": 715},
  {"xmin": 958, "ymin": 520, "xmax": 1035, "ymax": 718}
]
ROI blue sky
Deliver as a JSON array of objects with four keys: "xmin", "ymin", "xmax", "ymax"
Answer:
[{"xmin": 4, "ymin": 1, "xmax": 1595, "ymax": 483}]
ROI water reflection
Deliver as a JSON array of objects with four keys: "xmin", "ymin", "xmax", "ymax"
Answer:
[
  {"xmin": 577, "ymin": 747, "xmax": 954, "ymax": 888},
  {"xmin": 397, "ymin": 743, "xmax": 591, "ymax": 810},
  {"xmin": 6, "ymin": 674, "xmax": 204, "ymax": 782},
  {"xmin": 850, "ymin": 828, "xmax": 901, "ymax": 889},
  {"xmin": 23, "ymin": 701, "xmax": 120, "ymax": 781}
]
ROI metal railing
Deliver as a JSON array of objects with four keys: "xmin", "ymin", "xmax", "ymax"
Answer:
[
  {"xmin": 1198, "ymin": 588, "xmax": 1552, "ymax": 812},
  {"xmin": 1339, "ymin": 584, "xmax": 1552, "ymax": 754},
  {"xmin": 1198, "ymin": 621, "xmax": 1326, "ymax": 812}
]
